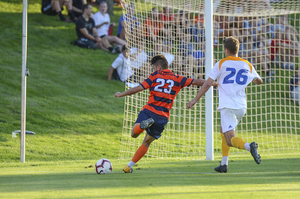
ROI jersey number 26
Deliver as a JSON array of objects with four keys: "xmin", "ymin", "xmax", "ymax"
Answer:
[{"xmin": 223, "ymin": 68, "xmax": 248, "ymax": 85}]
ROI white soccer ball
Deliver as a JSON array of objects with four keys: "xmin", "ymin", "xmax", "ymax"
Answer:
[{"xmin": 95, "ymin": 158, "xmax": 112, "ymax": 174}]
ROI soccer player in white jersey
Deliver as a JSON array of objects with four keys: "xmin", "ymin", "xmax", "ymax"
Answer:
[{"xmin": 187, "ymin": 36, "xmax": 263, "ymax": 173}]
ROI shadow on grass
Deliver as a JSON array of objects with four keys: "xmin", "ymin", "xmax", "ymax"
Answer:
[{"xmin": 1, "ymin": 158, "xmax": 300, "ymax": 193}]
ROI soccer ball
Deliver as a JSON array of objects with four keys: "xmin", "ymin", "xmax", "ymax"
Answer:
[{"xmin": 95, "ymin": 158, "xmax": 112, "ymax": 174}]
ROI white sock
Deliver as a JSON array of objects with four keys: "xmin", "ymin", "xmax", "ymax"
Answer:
[
  {"xmin": 221, "ymin": 156, "xmax": 229, "ymax": 166},
  {"xmin": 127, "ymin": 161, "xmax": 135, "ymax": 168},
  {"xmin": 244, "ymin": 142, "xmax": 250, "ymax": 152}
]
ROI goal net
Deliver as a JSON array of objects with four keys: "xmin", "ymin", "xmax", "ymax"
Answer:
[{"xmin": 119, "ymin": 0, "xmax": 300, "ymax": 160}]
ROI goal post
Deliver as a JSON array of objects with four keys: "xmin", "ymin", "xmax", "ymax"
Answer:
[{"xmin": 119, "ymin": 0, "xmax": 300, "ymax": 160}]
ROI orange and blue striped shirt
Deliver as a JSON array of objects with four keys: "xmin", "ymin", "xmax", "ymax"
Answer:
[{"xmin": 140, "ymin": 69, "xmax": 194, "ymax": 119}]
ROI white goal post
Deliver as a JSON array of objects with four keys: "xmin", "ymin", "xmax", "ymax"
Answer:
[{"xmin": 119, "ymin": 0, "xmax": 300, "ymax": 160}]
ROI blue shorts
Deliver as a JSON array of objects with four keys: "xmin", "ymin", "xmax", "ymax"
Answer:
[{"xmin": 135, "ymin": 109, "xmax": 168, "ymax": 139}]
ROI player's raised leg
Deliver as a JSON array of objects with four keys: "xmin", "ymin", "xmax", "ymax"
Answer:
[
  {"xmin": 123, "ymin": 133, "xmax": 155, "ymax": 173},
  {"xmin": 131, "ymin": 118, "xmax": 154, "ymax": 138},
  {"xmin": 224, "ymin": 130, "xmax": 261, "ymax": 164}
]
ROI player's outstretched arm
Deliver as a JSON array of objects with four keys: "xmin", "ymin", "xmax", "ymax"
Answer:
[
  {"xmin": 252, "ymin": 77, "xmax": 263, "ymax": 84},
  {"xmin": 192, "ymin": 79, "xmax": 206, "ymax": 86},
  {"xmin": 192, "ymin": 79, "xmax": 218, "ymax": 87},
  {"xmin": 187, "ymin": 78, "xmax": 214, "ymax": 109},
  {"xmin": 115, "ymin": 85, "xmax": 144, "ymax": 98}
]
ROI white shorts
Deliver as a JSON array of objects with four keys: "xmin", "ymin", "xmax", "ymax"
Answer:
[{"xmin": 220, "ymin": 108, "xmax": 246, "ymax": 133}]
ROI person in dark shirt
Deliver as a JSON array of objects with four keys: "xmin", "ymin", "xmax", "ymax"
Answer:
[
  {"xmin": 75, "ymin": 4, "xmax": 119, "ymax": 52},
  {"xmin": 72, "ymin": 0, "xmax": 85, "ymax": 18}
]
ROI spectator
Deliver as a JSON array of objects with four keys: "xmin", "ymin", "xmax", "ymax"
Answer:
[
  {"xmin": 72, "ymin": 0, "xmax": 86, "ymax": 18},
  {"xmin": 75, "ymin": 4, "xmax": 118, "ymax": 52},
  {"xmin": 213, "ymin": 15, "xmax": 242, "ymax": 43},
  {"xmin": 270, "ymin": 28, "xmax": 299, "ymax": 70},
  {"xmin": 238, "ymin": 32, "xmax": 274, "ymax": 82},
  {"xmin": 93, "ymin": 1, "xmax": 126, "ymax": 48},
  {"xmin": 290, "ymin": 67, "xmax": 300, "ymax": 105},
  {"xmin": 107, "ymin": 45, "xmax": 134, "ymax": 82},
  {"xmin": 117, "ymin": 2, "xmax": 139, "ymax": 41},
  {"xmin": 159, "ymin": 6, "xmax": 175, "ymax": 29},
  {"xmin": 41, "ymin": 0, "xmax": 77, "ymax": 23},
  {"xmin": 143, "ymin": 7, "xmax": 165, "ymax": 41}
]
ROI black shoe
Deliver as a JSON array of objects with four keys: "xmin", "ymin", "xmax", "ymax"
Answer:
[
  {"xmin": 250, "ymin": 142, "xmax": 261, "ymax": 164},
  {"xmin": 140, "ymin": 118, "xmax": 154, "ymax": 129},
  {"xmin": 214, "ymin": 164, "xmax": 227, "ymax": 173}
]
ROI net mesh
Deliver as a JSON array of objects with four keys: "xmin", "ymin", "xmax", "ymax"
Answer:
[{"xmin": 118, "ymin": 0, "xmax": 300, "ymax": 160}]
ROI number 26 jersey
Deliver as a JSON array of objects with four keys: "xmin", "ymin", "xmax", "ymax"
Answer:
[
  {"xmin": 208, "ymin": 56, "xmax": 261, "ymax": 110},
  {"xmin": 140, "ymin": 69, "xmax": 194, "ymax": 119}
]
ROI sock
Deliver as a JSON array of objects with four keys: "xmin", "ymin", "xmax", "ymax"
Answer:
[
  {"xmin": 132, "ymin": 144, "xmax": 148, "ymax": 163},
  {"xmin": 221, "ymin": 156, "xmax": 229, "ymax": 166},
  {"xmin": 57, "ymin": 11, "xmax": 66, "ymax": 21},
  {"xmin": 244, "ymin": 142, "xmax": 250, "ymax": 152},
  {"xmin": 221, "ymin": 133, "xmax": 230, "ymax": 156},
  {"xmin": 231, "ymin": 137, "xmax": 246, "ymax": 150},
  {"xmin": 133, "ymin": 123, "xmax": 144, "ymax": 134},
  {"xmin": 127, "ymin": 161, "xmax": 135, "ymax": 168}
]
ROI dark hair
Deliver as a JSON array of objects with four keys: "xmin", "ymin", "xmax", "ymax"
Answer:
[
  {"xmin": 82, "ymin": 4, "xmax": 90, "ymax": 12},
  {"xmin": 223, "ymin": 36, "xmax": 239, "ymax": 55},
  {"xmin": 122, "ymin": 45, "xmax": 126, "ymax": 52},
  {"xmin": 151, "ymin": 54, "xmax": 168, "ymax": 69}
]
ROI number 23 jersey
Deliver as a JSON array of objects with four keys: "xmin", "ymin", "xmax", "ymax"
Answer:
[
  {"xmin": 208, "ymin": 56, "xmax": 261, "ymax": 110},
  {"xmin": 140, "ymin": 69, "xmax": 194, "ymax": 119}
]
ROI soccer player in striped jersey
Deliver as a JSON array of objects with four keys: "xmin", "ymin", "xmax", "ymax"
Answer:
[
  {"xmin": 115, "ymin": 54, "xmax": 217, "ymax": 173},
  {"xmin": 187, "ymin": 36, "xmax": 263, "ymax": 173}
]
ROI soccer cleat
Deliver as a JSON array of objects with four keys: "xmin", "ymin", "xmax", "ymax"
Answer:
[
  {"xmin": 250, "ymin": 142, "xmax": 261, "ymax": 164},
  {"xmin": 123, "ymin": 165, "xmax": 133, "ymax": 173},
  {"xmin": 140, "ymin": 118, "xmax": 154, "ymax": 129},
  {"xmin": 214, "ymin": 164, "xmax": 227, "ymax": 173}
]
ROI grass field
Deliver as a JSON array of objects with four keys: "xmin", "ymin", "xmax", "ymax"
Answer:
[
  {"xmin": 1, "ymin": 158, "xmax": 300, "ymax": 199},
  {"xmin": 1, "ymin": 1, "xmax": 300, "ymax": 198}
]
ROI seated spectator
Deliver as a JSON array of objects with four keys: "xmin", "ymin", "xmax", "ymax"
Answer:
[
  {"xmin": 270, "ymin": 28, "xmax": 299, "ymax": 70},
  {"xmin": 159, "ymin": 6, "xmax": 175, "ymax": 28},
  {"xmin": 74, "ymin": 4, "xmax": 118, "ymax": 52},
  {"xmin": 213, "ymin": 15, "xmax": 242, "ymax": 43},
  {"xmin": 72, "ymin": 0, "xmax": 86, "ymax": 18},
  {"xmin": 239, "ymin": 32, "xmax": 274, "ymax": 82},
  {"xmin": 107, "ymin": 45, "xmax": 134, "ymax": 82},
  {"xmin": 178, "ymin": 30, "xmax": 195, "ymax": 57},
  {"xmin": 290, "ymin": 67, "xmax": 300, "ymax": 105},
  {"xmin": 143, "ymin": 7, "xmax": 167, "ymax": 41},
  {"xmin": 117, "ymin": 2, "xmax": 139, "ymax": 41},
  {"xmin": 41, "ymin": 0, "xmax": 77, "ymax": 23},
  {"xmin": 93, "ymin": 1, "xmax": 126, "ymax": 47}
]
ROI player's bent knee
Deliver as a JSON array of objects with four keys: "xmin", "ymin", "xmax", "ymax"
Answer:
[{"xmin": 131, "ymin": 132, "xmax": 139, "ymax": 138}]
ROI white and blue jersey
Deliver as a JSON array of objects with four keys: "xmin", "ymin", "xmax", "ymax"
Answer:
[{"xmin": 208, "ymin": 56, "xmax": 261, "ymax": 110}]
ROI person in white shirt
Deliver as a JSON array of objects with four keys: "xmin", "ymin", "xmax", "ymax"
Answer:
[
  {"xmin": 93, "ymin": 1, "xmax": 126, "ymax": 47},
  {"xmin": 107, "ymin": 45, "xmax": 134, "ymax": 82},
  {"xmin": 187, "ymin": 36, "xmax": 263, "ymax": 173}
]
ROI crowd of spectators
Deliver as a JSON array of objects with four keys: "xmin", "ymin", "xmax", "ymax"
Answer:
[{"xmin": 41, "ymin": 0, "xmax": 300, "ymax": 104}]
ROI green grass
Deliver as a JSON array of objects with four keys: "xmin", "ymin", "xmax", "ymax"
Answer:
[
  {"xmin": 1, "ymin": 158, "xmax": 300, "ymax": 199},
  {"xmin": 0, "ymin": 0, "xmax": 125, "ymax": 162}
]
